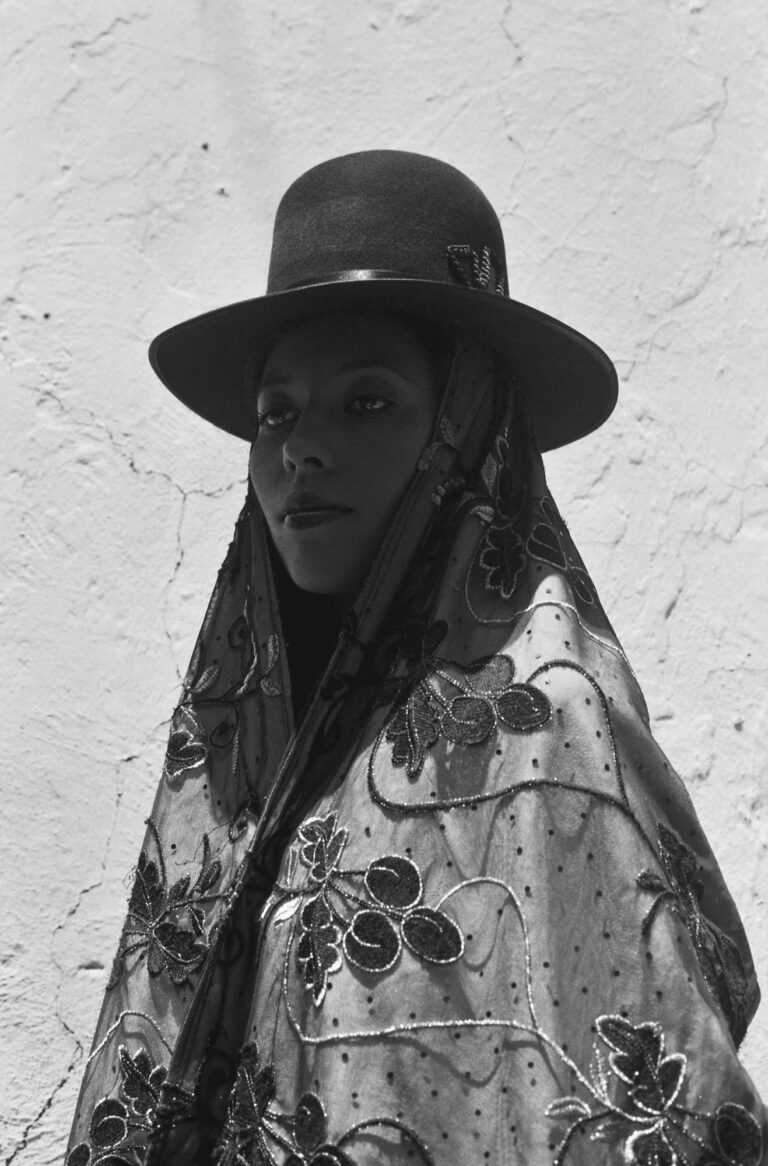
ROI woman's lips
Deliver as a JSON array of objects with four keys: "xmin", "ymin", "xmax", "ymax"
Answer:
[
  {"xmin": 283, "ymin": 508, "xmax": 352, "ymax": 529},
  {"xmin": 281, "ymin": 491, "xmax": 353, "ymax": 529}
]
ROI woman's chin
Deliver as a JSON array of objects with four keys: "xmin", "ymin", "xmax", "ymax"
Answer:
[{"xmin": 282, "ymin": 558, "xmax": 362, "ymax": 597}]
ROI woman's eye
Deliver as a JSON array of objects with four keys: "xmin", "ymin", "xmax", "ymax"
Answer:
[
  {"xmin": 256, "ymin": 405, "xmax": 295, "ymax": 430},
  {"xmin": 348, "ymin": 394, "xmax": 390, "ymax": 414}
]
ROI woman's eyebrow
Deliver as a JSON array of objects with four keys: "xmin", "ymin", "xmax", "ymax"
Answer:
[
  {"xmin": 260, "ymin": 360, "xmax": 403, "ymax": 387},
  {"xmin": 338, "ymin": 359, "xmax": 404, "ymax": 376},
  {"xmin": 257, "ymin": 371, "xmax": 291, "ymax": 389}
]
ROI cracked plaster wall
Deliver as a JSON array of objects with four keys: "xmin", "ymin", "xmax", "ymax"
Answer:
[{"xmin": 3, "ymin": 0, "xmax": 767, "ymax": 1159}]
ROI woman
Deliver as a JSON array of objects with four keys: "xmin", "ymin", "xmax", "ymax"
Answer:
[{"xmin": 67, "ymin": 151, "xmax": 766, "ymax": 1165}]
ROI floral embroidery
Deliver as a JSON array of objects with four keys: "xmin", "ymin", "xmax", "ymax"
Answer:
[
  {"xmin": 386, "ymin": 681, "xmax": 441, "ymax": 777},
  {"xmin": 107, "ymin": 821, "xmax": 222, "ymax": 990},
  {"xmin": 599, "ymin": 1015, "xmax": 686, "ymax": 1114},
  {"xmin": 214, "ymin": 1042, "xmax": 277, "ymax": 1165},
  {"xmin": 162, "ymin": 706, "xmax": 209, "ymax": 787},
  {"xmin": 166, "ymin": 606, "xmax": 280, "ymax": 792},
  {"xmin": 471, "ymin": 432, "xmax": 608, "ymax": 627},
  {"xmin": 120, "ymin": 1046, "xmax": 168, "ymax": 1116},
  {"xmin": 525, "ymin": 497, "xmax": 601, "ymax": 612},
  {"xmin": 546, "ymin": 1015, "xmax": 763, "ymax": 1166},
  {"xmin": 67, "ymin": 1046, "xmax": 167, "ymax": 1165},
  {"xmin": 215, "ymin": 1042, "xmax": 433, "ymax": 1165},
  {"xmin": 700, "ymin": 1102, "xmax": 764, "ymax": 1166},
  {"xmin": 638, "ymin": 824, "xmax": 752, "ymax": 1042},
  {"xmin": 386, "ymin": 647, "xmax": 550, "ymax": 778},
  {"xmin": 478, "ymin": 518, "xmax": 528, "ymax": 599},
  {"xmin": 183, "ymin": 634, "xmax": 223, "ymax": 702},
  {"xmin": 472, "ymin": 435, "xmax": 528, "ymax": 600},
  {"xmin": 259, "ymin": 632, "xmax": 283, "ymax": 696},
  {"xmin": 276, "ymin": 812, "xmax": 464, "ymax": 1004}
]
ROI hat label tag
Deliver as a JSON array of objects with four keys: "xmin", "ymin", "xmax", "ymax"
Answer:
[{"xmin": 446, "ymin": 244, "xmax": 507, "ymax": 295}]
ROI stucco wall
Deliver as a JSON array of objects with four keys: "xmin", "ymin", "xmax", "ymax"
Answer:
[{"xmin": 3, "ymin": 0, "xmax": 766, "ymax": 1160}]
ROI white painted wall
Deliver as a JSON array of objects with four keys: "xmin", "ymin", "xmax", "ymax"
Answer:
[{"xmin": 4, "ymin": 1, "xmax": 766, "ymax": 1159}]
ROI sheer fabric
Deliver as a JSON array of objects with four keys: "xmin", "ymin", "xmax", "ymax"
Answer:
[{"xmin": 68, "ymin": 338, "xmax": 765, "ymax": 1166}]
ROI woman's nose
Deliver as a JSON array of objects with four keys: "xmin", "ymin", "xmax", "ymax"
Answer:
[{"xmin": 281, "ymin": 412, "xmax": 333, "ymax": 472}]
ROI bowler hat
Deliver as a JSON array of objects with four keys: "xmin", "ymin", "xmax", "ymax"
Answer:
[{"xmin": 149, "ymin": 150, "xmax": 617, "ymax": 451}]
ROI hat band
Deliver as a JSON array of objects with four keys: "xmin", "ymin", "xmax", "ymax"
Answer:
[
  {"xmin": 279, "ymin": 250, "xmax": 508, "ymax": 297},
  {"xmin": 280, "ymin": 269, "xmax": 420, "ymax": 291}
]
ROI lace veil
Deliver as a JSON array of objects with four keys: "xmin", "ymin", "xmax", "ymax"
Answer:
[{"xmin": 67, "ymin": 336, "xmax": 765, "ymax": 1166}]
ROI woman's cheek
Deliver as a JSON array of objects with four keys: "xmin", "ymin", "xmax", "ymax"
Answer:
[
  {"xmin": 248, "ymin": 442, "xmax": 260, "ymax": 492},
  {"xmin": 249, "ymin": 442, "xmax": 278, "ymax": 510}
]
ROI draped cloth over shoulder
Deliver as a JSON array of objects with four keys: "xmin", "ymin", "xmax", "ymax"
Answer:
[{"xmin": 67, "ymin": 339, "xmax": 766, "ymax": 1166}]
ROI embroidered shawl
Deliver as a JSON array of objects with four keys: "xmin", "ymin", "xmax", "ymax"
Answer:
[{"xmin": 67, "ymin": 338, "xmax": 766, "ymax": 1166}]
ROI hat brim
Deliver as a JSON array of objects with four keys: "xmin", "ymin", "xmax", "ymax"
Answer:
[{"xmin": 148, "ymin": 279, "xmax": 617, "ymax": 452}]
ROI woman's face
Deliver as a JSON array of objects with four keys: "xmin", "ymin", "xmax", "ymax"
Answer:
[{"xmin": 249, "ymin": 312, "xmax": 440, "ymax": 595}]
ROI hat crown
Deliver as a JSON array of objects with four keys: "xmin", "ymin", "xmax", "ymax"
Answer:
[
  {"xmin": 267, "ymin": 150, "xmax": 508, "ymax": 295},
  {"xmin": 150, "ymin": 149, "xmax": 617, "ymax": 452}
]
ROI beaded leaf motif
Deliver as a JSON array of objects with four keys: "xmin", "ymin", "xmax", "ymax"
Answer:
[
  {"xmin": 274, "ymin": 812, "xmax": 464, "ymax": 1005},
  {"xmin": 637, "ymin": 823, "xmax": 752, "ymax": 1043},
  {"xmin": 545, "ymin": 1014, "xmax": 763, "ymax": 1166},
  {"xmin": 386, "ymin": 646, "xmax": 551, "ymax": 779},
  {"xmin": 107, "ymin": 820, "xmax": 223, "ymax": 990},
  {"xmin": 66, "ymin": 1045, "xmax": 167, "ymax": 1166},
  {"xmin": 215, "ymin": 1041, "xmax": 432, "ymax": 1166},
  {"xmin": 471, "ymin": 434, "xmax": 609, "ymax": 629}
]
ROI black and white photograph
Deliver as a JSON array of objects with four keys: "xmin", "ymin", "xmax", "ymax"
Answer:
[{"xmin": 4, "ymin": 2, "xmax": 767, "ymax": 1162}]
